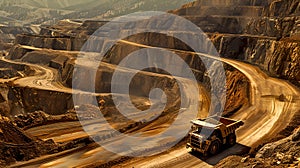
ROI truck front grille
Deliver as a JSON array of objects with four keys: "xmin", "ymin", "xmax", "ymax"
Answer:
[{"xmin": 190, "ymin": 134, "xmax": 203, "ymax": 148}]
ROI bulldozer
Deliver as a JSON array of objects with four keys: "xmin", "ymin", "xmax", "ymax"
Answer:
[{"xmin": 186, "ymin": 115, "xmax": 244, "ymax": 156}]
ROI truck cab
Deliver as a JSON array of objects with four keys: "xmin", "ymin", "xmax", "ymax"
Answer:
[{"xmin": 186, "ymin": 116, "xmax": 244, "ymax": 156}]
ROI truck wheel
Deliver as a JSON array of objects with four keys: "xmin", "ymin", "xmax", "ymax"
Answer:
[
  {"xmin": 202, "ymin": 151, "xmax": 208, "ymax": 157},
  {"xmin": 227, "ymin": 133, "xmax": 236, "ymax": 147},
  {"xmin": 209, "ymin": 140, "xmax": 220, "ymax": 155}
]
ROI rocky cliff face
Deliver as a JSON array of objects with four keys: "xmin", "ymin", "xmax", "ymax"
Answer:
[
  {"xmin": 0, "ymin": 25, "xmax": 39, "ymax": 45},
  {"xmin": 210, "ymin": 34, "xmax": 300, "ymax": 86},
  {"xmin": 263, "ymin": 0, "xmax": 300, "ymax": 17},
  {"xmin": 15, "ymin": 34, "xmax": 87, "ymax": 51},
  {"xmin": 7, "ymin": 86, "xmax": 74, "ymax": 115},
  {"xmin": 170, "ymin": 0, "xmax": 299, "ymax": 37},
  {"xmin": 170, "ymin": 0, "xmax": 300, "ymax": 86}
]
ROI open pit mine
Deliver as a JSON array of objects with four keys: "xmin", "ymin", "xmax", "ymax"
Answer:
[{"xmin": 0, "ymin": 0, "xmax": 299, "ymax": 167}]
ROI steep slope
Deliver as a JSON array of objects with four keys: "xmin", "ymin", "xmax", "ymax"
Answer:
[
  {"xmin": 0, "ymin": 115, "xmax": 56, "ymax": 165},
  {"xmin": 170, "ymin": 0, "xmax": 300, "ymax": 86}
]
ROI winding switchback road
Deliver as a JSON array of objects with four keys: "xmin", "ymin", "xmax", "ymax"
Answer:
[
  {"xmin": 113, "ymin": 40, "xmax": 300, "ymax": 168},
  {"xmin": 4, "ymin": 40, "xmax": 300, "ymax": 167}
]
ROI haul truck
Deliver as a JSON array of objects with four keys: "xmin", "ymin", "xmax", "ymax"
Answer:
[{"xmin": 186, "ymin": 116, "xmax": 244, "ymax": 156}]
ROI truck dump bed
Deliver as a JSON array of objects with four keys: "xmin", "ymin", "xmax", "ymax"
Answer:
[{"xmin": 191, "ymin": 116, "xmax": 244, "ymax": 133}]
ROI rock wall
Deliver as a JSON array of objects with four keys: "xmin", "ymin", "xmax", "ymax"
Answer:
[
  {"xmin": 263, "ymin": 0, "xmax": 299, "ymax": 17},
  {"xmin": 211, "ymin": 34, "xmax": 300, "ymax": 86},
  {"xmin": 245, "ymin": 17, "xmax": 299, "ymax": 38},
  {"xmin": 171, "ymin": 0, "xmax": 299, "ymax": 38},
  {"xmin": 224, "ymin": 66, "xmax": 250, "ymax": 116},
  {"xmin": 15, "ymin": 34, "xmax": 87, "ymax": 51},
  {"xmin": 7, "ymin": 86, "xmax": 74, "ymax": 115},
  {"xmin": 168, "ymin": 0, "xmax": 300, "ymax": 86},
  {"xmin": 0, "ymin": 26, "xmax": 37, "ymax": 43}
]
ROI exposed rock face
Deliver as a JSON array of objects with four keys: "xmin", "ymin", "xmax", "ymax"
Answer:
[
  {"xmin": 245, "ymin": 0, "xmax": 299, "ymax": 37},
  {"xmin": 210, "ymin": 34, "xmax": 300, "ymax": 86},
  {"xmin": 245, "ymin": 17, "xmax": 299, "ymax": 38},
  {"xmin": 40, "ymin": 20, "xmax": 108, "ymax": 38},
  {"xmin": 15, "ymin": 34, "xmax": 87, "ymax": 51},
  {"xmin": 170, "ymin": 0, "xmax": 299, "ymax": 37},
  {"xmin": 0, "ymin": 59, "xmax": 33, "ymax": 88},
  {"xmin": 0, "ymin": 68, "xmax": 22, "ymax": 79},
  {"xmin": 215, "ymin": 127, "xmax": 300, "ymax": 168},
  {"xmin": 0, "ymin": 85, "xmax": 10, "ymax": 117},
  {"xmin": 0, "ymin": 115, "xmax": 33, "ymax": 144},
  {"xmin": 170, "ymin": 0, "xmax": 268, "ymax": 34},
  {"xmin": 14, "ymin": 111, "xmax": 78, "ymax": 129},
  {"xmin": 7, "ymin": 86, "xmax": 74, "ymax": 115},
  {"xmin": 0, "ymin": 38, "xmax": 12, "ymax": 51},
  {"xmin": 0, "ymin": 115, "xmax": 56, "ymax": 165},
  {"xmin": 39, "ymin": 20, "xmax": 83, "ymax": 37},
  {"xmin": 170, "ymin": 0, "xmax": 300, "ymax": 87},
  {"xmin": 7, "ymin": 45, "xmax": 34, "ymax": 60},
  {"xmin": 224, "ymin": 66, "xmax": 250, "ymax": 116},
  {"xmin": 263, "ymin": 0, "xmax": 300, "ymax": 17},
  {"xmin": 256, "ymin": 128, "xmax": 300, "ymax": 160},
  {"xmin": 0, "ymin": 26, "xmax": 38, "ymax": 43}
]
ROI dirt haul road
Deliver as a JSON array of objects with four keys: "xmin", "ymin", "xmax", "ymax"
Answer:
[
  {"xmin": 4, "ymin": 46, "xmax": 210, "ymax": 167},
  {"xmin": 110, "ymin": 40, "xmax": 300, "ymax": 168},
  {"xmin": 4, "ymin": 40, "xmax": 300, "ymax": 167}
]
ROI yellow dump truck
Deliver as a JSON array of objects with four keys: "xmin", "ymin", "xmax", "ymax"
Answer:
[{"xmin": 186, "ymin": 116, "xmax": 244, "ymax": 156}]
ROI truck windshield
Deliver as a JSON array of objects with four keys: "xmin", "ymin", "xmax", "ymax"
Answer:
[{"xmin": 197, "ymin": 127, "xmax": 213, "ymax": 136}]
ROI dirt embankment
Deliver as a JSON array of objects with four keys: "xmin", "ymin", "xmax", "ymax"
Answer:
[
  {"xmin": 0, "ymin": 110, "xmax": 100, "ymax": 166},
  {"xmin": 0, "ymin": 115, "xmax": 57, "ymax": 166},
  {"xmin": 215, "ymin": 126, "xmax": 300, "ymax": 168},
  {"xmin": 14, "ymin": 111, "xmax": 78, "ymax": 129}
]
